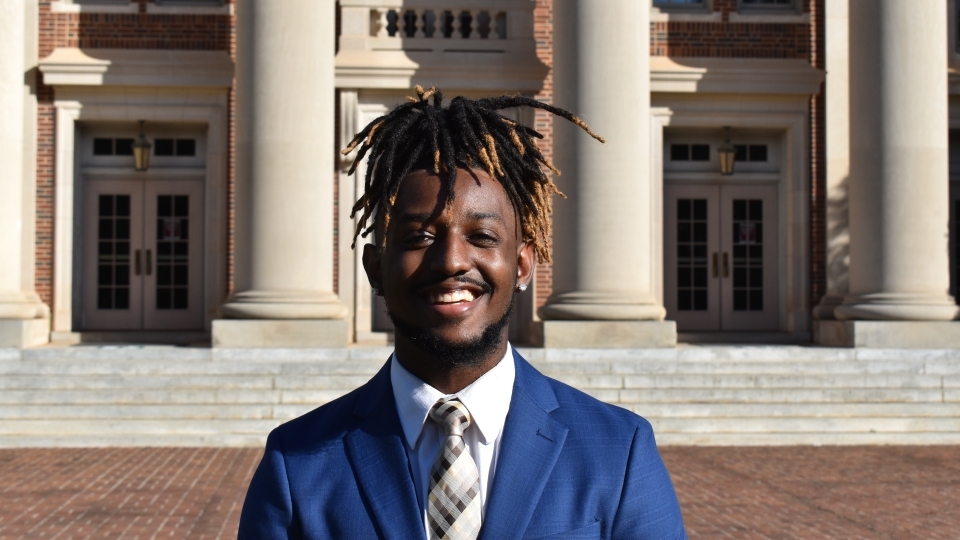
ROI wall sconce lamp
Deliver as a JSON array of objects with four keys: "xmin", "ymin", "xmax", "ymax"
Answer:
[
  {"xmin": 133, "ymin": 120, "xmax": 152, "ymax": 172},
  {"xmin": 718, "ymin": 126, "xmax": 736, "ymax": 176}
]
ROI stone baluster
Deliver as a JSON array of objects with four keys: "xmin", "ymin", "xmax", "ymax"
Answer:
[
  {"xmin": 455, "ymin": 11, "xmax": 467, "ymax": 39},
  {"xmin": 413, "ymin": 9, "xmax": 424, "ymax": 38},
  {"xmin": 374, "ymin": 9, "xmax": 389, "ymax": 38},
  {"xmin": 470, "ymin": 10, "xmax": 481, "ymax": 39},
  {"xmin": 396, "ymin": 9, "xmax": 407, "ymax": 37}
]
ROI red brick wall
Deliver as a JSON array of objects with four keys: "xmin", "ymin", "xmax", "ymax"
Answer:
[
  {"xmin": 651, "ymin": 22, "xmax": 810, "ymax": 58},
  {"xmin": 533, "ymin": 0, "xmax": 554, "ymax": 311},
  {"xmin": 809, "ymin": 0, "xmax": 826, "ymax": 309}
]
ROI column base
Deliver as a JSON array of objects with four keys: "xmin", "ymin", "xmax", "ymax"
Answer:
[
  {"xmin": 538, "ymin": 292, "xmax": 666, "ymax": 320},
  {"xmin": 814, "ymin": 320, "xmax": 960, "ymax": 348},
  {"xmin": 0, "ymin": 318, "xmax": 50, "ymax": 348},
  {"xmin": 834, "ymin": 293, "xmax": 959, "ymax": 321},
  {"xmin": 220, "ymin": 290, "xmax": 348, "ymax": 319},
  {"xmin": 542, "ymin": 320, "xmax": 677, "ymax": 348},
  {"xmin": 211, "ymin": 319, "xmax": 348, "ymax": 348}
]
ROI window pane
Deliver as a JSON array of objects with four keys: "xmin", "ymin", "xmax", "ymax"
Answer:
[{"xmin": 676, "ymin": 198, "xmax": 709, "ymax": 312}]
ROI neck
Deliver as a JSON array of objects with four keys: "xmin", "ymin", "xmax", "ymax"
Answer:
[{"xmin": 393, "ymin": 334, "xmax": 509, "ymax": 394}]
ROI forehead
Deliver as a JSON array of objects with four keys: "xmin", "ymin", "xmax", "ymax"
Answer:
[{"xmin": 392, "ymin": 168, "xmax": 516, "ymax": 226}]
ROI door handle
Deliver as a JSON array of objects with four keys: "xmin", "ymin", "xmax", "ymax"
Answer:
[
  {"xmin": 146, "ymin": 249, "xmax": 153, "ymax": 276},
  {"xmin": 135, "ymin": 250, "xmax": 142, "ymax": 276},
  {"xmin": 711, "ymin": 252, "xmax": 719, "ymax": 278},
  {"xmin": 722, "ymin": 252, "xmax": 729, "ymax": 278}
]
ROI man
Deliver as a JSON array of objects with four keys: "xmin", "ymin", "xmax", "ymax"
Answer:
[{"xmin": 239, "ymin": 87, "xmax": 687, "ymax": 539}]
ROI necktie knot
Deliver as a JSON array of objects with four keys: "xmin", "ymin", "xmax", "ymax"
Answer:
[{"xmin": 429, "ymin": 399, "xmax": 472, "ymax": 437}]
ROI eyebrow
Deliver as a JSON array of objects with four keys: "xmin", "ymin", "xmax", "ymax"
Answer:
[
  {"xmin": 396, "ymin": 211, "xmax": 507, "ymax": 226},
  {"xmin": 465, "ymin": 211, "xmax": 507, "ymax": 226},
  {"xmin": 397, "ymin": 212, "xmax": 434, "ymax": 223}
]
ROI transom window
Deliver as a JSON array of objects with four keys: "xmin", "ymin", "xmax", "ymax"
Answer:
[
  {"xmin": 671, "ymin": 144, "xmax": 710, "ymax": 162},
  {"xmin": 653, "ymin": 0, "xmax": 710, "ymax": 12},
  {"xmin": 739, "ymin": 0, "xmax": 798, "ymax": 11},
  {"xmin": 734, "ymin": 144, "xmax": 768, "ymax": 162}
]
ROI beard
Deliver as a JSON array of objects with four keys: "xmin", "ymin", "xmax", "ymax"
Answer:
[{"xmin": 387, "ymin": 294, "xmax": 515, "ymax": 370}]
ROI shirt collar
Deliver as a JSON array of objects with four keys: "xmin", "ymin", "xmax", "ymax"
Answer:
[{"xmin": 390, "ymin": 344, "xmax": 516, "ymax": 449}]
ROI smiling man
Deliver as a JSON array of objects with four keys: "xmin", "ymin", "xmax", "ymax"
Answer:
[{"xmin": 238, "ymin": 87, "xmax": 687, "ymax": 540}]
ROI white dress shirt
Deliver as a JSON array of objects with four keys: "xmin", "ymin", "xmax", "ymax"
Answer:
[{"xmin": 390, "ymin": 343, "xmax": 516, "ymax": 531}]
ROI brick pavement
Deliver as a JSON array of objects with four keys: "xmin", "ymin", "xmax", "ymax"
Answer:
[{"xmin": 0, "ymin": 446, "xmax": 956, "ymax": 539}]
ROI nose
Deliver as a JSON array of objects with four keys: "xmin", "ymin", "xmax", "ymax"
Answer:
[{"xmin": 428, "ymin": 232, "xmax": 472, "ymax": 276}]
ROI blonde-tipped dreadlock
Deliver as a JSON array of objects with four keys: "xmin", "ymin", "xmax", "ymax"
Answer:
[{"xmin": 341, "ymin": 85, "xmax": 604, "ymax": 263}]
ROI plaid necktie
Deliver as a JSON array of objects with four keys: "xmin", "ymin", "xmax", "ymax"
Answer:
[{"xmin": 427, "ymin": 399, "xmax": 482, "ymax": 540}]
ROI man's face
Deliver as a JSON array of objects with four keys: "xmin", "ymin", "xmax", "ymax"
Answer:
[{"xmin": 363, "ymin": 167, "xmax": 535, "ymax": 365}]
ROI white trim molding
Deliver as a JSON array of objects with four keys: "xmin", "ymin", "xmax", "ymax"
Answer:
[
  {"xmin": 50, "ymin": 89, "xmax": 230, "ymax": 333},
  {"xmin": 50, "ymin": 1, "xmax": 139, "ymax": 14},
  {"xmin": 39, "ymin": 48, "xmax": 234, "ymax": 88},
  {"xmin": 651, "ymin": 57, "xmax": 823, "ymax": 95},
  {"xmin": 652, "ymin": 95, "xmax": 813, "ymax": 335}
]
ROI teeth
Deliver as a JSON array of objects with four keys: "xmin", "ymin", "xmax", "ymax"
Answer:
[{"xmin": 430, "ymin": 289, "xmax": 476, "ymax": 304}]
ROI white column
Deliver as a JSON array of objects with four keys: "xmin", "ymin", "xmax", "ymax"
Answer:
[
  {"xmin": 216, "ymin": 0, "xmax": 347, "ymax": 345},
  {"xmin": 539, "ymin": 0, "xmax": 669, "ymax": 339},
  {"xmin": 835, "ymin": 0, "xmax": 959, "ymax": 322},
  {"xmin": 224, "ymin": 0, "xmax": 344, "ymax": 318},
  {"xmin": 0, "ymin": 0, "xmax": 48, "ymax": 346}
]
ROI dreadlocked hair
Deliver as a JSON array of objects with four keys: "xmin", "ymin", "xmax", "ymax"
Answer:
[{"xmin": 342, "ymin": 85, "xmax": 604, "ymax": 264}]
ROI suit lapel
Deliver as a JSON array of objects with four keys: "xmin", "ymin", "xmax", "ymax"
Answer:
[
  {"xmin": 344, "ymin": 361, "xmax": 426, "ymax": 540},
  {"xmin": 480, "ymin": 353, "xmax": 569, "ymax": 540}
]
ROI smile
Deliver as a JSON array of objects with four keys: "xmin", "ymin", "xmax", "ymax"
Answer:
[{"xmin": 428, "ymin": 289, "xmax": 477, "ymax": 304}]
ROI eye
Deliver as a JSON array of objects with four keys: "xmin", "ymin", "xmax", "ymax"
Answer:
[
  {"xmin": 401, "ymin": 230, "xmax": 434, "ymax": 248},
  {"xmin": 469, "ymin": 230, "xmax": 501, "ymax": 246}
]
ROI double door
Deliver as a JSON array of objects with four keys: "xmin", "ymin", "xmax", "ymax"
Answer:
[
  {"xmin": 83, "ymin": 178, "xmax": 204, "ymax": 330},
  {"xmin": 664, "ymin": 184, "xmax": 778, "ymax": 331}
]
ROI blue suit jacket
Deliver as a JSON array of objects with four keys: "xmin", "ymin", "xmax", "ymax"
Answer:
[{"xmin": 239, "ymin": 349, "xmax": 687, "ymax": 539}]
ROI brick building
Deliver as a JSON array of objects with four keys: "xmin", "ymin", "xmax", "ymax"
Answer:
[{"xmin": 2, "ymin": 0, "xmax": 959, "ymax": 350}]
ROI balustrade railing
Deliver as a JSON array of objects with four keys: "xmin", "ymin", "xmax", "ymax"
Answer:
[
  {"xmin": 336, "ymin": 1, "xmax": 545, "ymax": 91},
  {"xmin": 374, "ymin": 8, "xmax": 507, "ymax": 40}
]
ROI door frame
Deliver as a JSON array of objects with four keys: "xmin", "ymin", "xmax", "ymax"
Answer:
[
  {"xmin": 652, "ymin": 96, "xmax": 811, "ymax": 334},
  {"xmin": 52, "ymin": 87, "xmax": 228, "ymax": 333}
]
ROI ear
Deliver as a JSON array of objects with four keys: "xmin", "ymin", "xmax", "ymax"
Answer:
[
  {"xmin": 516, "ymin": 239, "xmax": 536, "ymax": 290},
  {"xmin": 361, "ymin": 243, "xmax": 383, "ymax": 294}
]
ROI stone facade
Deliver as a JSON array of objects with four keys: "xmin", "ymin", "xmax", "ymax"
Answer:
[{"xmin": 1, "ymin": 0, "xmax": 958, "ymax": 348}]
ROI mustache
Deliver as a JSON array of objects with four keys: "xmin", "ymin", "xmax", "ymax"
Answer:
[{"xmin": 416, "ymin": 275, "xmax": 493, "ymax": 295}]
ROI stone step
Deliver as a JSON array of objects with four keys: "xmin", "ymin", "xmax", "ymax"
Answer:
[
  {"xmin": 0, "ymin": 372, "xmax": 952, "ymax": 391},
  {"xmin": 0, "ymin": 418, "xmax": 281, "ymax": 436},
  {"xmin": 3, "ymin": 430, "xmax": 959, "ymax": 447},
  {"xmin": 0, "ymin": 434, "xmax": 268, "ymax": 448},
  {"xmin": 0, "ymin": 374, "xmax": 374, "ymax": 390},
  {"xmin": 0, "ymin": 403, "xmax": 318, "ymax": 420},
  {"xmin": 0, "ymin": 388, "xmax": 347, "ymax": 405},
  {"xmin": 647, "ymin": 416, "xmax": 960, "ymax": 433},
  {"xmin": 627, "ymin": 402, "xmax": 960, "ymax": 418},
  {"xmin": 652, "ymin": 431, "xmax": 960, "ymax": 446},
  {"xmin": 1, "ymin": 416, "xmax": 957, "ymax": 440},
  {"xmin": 550, "ymin": 373, "xmax": 951, "ymax": 390},
  {"xmin": 594, "ymin": 387, "xmax": 954, "ymax": 403},
  {"xmin": 4, "ymin": 401, "xmax": 958, "ymax": 421},
  {"xmin": 0, "ymin": 360, "xmax": 384, "ymax": 377}
]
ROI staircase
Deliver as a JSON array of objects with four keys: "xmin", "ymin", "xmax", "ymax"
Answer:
[{"xmin": 1, "ymin": 344, "xmax": 958, "ymax": 446}]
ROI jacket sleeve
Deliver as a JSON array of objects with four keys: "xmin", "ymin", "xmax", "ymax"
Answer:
[
  {"xmin": 238, "ymin": 431, "xmax": 301, "ymax": 540},
  {"xmin": 610, "ymin": 419, "xmax": 688, "ymax": 540}
]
